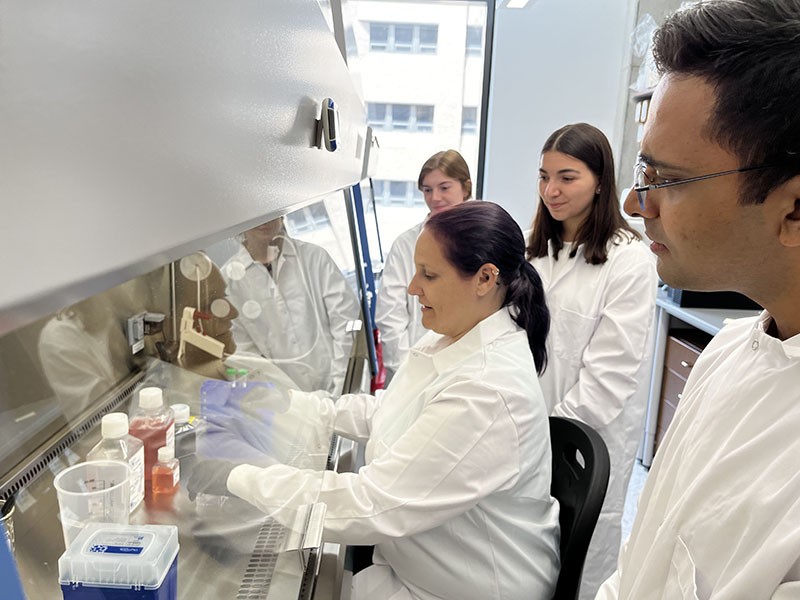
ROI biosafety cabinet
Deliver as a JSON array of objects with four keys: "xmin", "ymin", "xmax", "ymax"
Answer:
[{"xmin": 0, "ymin": 1, "xmax": 373, "ymax": 598}]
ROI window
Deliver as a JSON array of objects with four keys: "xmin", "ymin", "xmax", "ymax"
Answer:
[
  {"xmin": 369, "ymin": 23, "xmax": 390, "ymax": 51},
  {"xmin": 416, "ymin": 105, "xmax": 434, "ymax": 132},
  {"xmin": 368, "ymin": 103, "xmax": 387, "ymax": 126},
  {"xmin": 373, "ymin": 180, "xmax": 425, "ymax": 207},
  {"xmin": 466, "ymin": 25, "xmax": 483, "ymax": 56},
  {"xmin": 353, "ymin": 1, "xmax": 490, "ymax": 253},
  {"xmin": 285, "ymin": 201, "xmax": 332, "ymax": 233},
  {"xmin": 394, "ymin": 25, "xmax": 414, "ymax": 53},
  {"xmin": 418, "ymin": 25, "xmax": 438, "ymax": 54},
  {"xmin": 368, "ymin": 22, "xmax": 438, "ymax": 54},
  {"xmin": 367, "ymin": 103, "xmax": 435, "ymax": 133},
  {"xmin": 461, "ymin": 106, "xmax": 478, "ymax": 134}
]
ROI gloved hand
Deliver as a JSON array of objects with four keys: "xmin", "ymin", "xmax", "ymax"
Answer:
[{"xmin": 186, "ymin": 458, "xmax": 237, "ymax": 501}]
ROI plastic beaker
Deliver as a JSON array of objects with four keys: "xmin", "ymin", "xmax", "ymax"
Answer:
[
  {"xmin": 0, "ymin": 496, "xmax": 14, "ymax": 555},
  {"xmin": 54, "ymin": 460, "xmax": 130, "ymax": 548}
]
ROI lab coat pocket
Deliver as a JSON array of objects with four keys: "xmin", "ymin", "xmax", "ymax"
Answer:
[
  {"xmin": 665, "ymin": 536, "xmax": 701, "ymax": 600},
  {"xmin": 551, "ymin": 306, "xmax": 599, "ymax": 365}
]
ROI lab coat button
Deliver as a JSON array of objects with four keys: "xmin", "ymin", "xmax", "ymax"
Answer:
[{"xmin": 751, "ymin": 340, "xmax": 759, "ymax": 351}]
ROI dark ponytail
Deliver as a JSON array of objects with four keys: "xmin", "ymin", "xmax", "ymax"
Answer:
[
  {"xmin": 424, "ymin": 201, "xmax": 550, "ymax": 375},
  {"xmin": 505, "ymin": 262, "xmax": 549, "ymax": 375}
]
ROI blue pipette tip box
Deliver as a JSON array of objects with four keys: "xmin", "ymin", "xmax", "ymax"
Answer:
[{"xmin": 59, "ymin": 523, "xmax": 178, "ymax": 599}]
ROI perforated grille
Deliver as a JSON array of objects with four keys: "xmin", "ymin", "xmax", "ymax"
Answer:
[
  {"xmin": 0, "ymin": 372, "xmax": 144, "ymax": 501},
  {"xmin": 235, "ymin": 520, "xmax": 286, "ymax": 599}
]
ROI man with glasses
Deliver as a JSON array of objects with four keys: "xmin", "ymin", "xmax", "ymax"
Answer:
[{"xmin": 598, "ymin": 1, "xmax": 800, "ymax": 598}]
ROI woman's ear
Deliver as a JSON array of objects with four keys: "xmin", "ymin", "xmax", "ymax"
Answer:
[{"xmin": 475, "ymin": 264, "xmax": 500, "ymax": 296}]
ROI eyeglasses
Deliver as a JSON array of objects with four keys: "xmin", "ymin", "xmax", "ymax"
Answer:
[{"xmin": 632, "ymin": 160, "xmax": 774, "ymax": 209}]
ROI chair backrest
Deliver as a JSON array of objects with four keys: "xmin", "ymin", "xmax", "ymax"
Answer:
[{"xmin": 549, "ymin": 416, "xmax": 610, "ymax": 600}]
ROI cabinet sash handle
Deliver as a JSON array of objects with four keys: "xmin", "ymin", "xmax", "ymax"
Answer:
[{"xmin": 680, "ymin": 360, "xmax": 693, "ymax": 368}]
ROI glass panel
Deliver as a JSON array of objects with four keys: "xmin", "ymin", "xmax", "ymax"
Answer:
[{"xmin": 0, "ymin": 199, "xmax": 368, "ymax": 598}]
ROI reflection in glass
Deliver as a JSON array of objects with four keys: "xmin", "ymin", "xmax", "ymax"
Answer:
[
  {"xmin": 221, "ymin": 217, "xmax": 361, "ymax": 394},
  {"xmin": 38, "ymin": 275, "xmax": 159, "ymax": 421}
]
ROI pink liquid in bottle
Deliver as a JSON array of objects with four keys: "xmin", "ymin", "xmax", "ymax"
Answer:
[{"xmin": 129, "ymin": 387, "xmax": 174, "ymax": 497}]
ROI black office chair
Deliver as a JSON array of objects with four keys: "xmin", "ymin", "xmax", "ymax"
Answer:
[{"xmin": 549, "ymin": 416, "xmax": 610, "ymax": 600}]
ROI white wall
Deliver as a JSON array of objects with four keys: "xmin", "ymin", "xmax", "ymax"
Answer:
[{"xmin": 483, "ymin": 0, "xmax": 638, "ymax": 229}]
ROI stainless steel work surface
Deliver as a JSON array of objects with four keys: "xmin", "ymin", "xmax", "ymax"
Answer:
[{"xmin": 12, "ymin": 423, "xmax": 327, "ymax": 599}]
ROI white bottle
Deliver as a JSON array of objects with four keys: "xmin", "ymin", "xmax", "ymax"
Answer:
[{"xmin": 87, "ymin": 413, "xmax": 145, "ymax": 512}]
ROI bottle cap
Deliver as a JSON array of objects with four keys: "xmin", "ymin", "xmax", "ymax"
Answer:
[
  {"xmin": 101, "ymin": 413, "xmax": 129, "ymax": 439},
  {"xmin": 139, "ymin": 387, "xmax": 164, "ymax": 410},
  {"xmin": 157, "ymin": 446, "xmax": 175, "ymax": 463},
  {"xmin": 171, "ymin": 403, "xmax": 190, "ymax": 424}
]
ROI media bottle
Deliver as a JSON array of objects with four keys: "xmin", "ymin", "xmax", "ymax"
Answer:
[
  {"xmin": 151, "ymin": 446, "xmax": 180, "ymax": 510},
  {"xmin": 171, "ymin": 403, "xmax": 202, "ymax": 460},
  {"xmin": 87, "ymin": 412, "xmax": 145, "ymax": 512},
  {"xmin": 129, "ymin": 387, "xmax": 175, "ymax": 497}
]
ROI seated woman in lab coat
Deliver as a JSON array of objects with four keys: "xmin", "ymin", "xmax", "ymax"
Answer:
[
  {"xmin": 188, "ymin": 201, "xmax": 560, "ymax": 600},
  {"xmin": 527, "ymin": 122, "xmax": 657, "ymax": 600},
  {"xmin": 375, "ymin": 149, "xmax": 472, "ymax": 381}
]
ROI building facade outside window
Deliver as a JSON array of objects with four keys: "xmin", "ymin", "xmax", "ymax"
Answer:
[
  {"xmin": 351, "ymin": 1, "xmax": 489, "ymax": 254},
  {"xmin": 369, "ymin": 22, "xmax": 438, "ymax": 54},
  {"xmin": 368, "ymin": 103, "xmax": 435, "ymax": 133}
]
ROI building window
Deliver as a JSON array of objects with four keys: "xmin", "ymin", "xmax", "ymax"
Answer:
[
  {"xmin": 418, "ymin": 25, "xmax": 438, "ymax": 54},
  {"xmin": 373, "ymin": 180, "xmax": 425, "ymax": 206},
  {"xmin": 285, "ymin": 201, "xmax": 332, "ymax": 233},
  {"xmin": 465, "ymin": 25, "xmax": 483, "ymax": 56},
  {"xmin": 368, "ymin": 103, "xmax": 435, "ymax": 132},
  {"xmin": 369, "ymin": 23, "xmax": 390, "ymax": 51},
  {"xmin": 368, "ymin": 22, "xmax": 438, "ymax": 54},
  {"xmin": 461, "ymin": 106, "xmax": 478, "ymax": 134}
]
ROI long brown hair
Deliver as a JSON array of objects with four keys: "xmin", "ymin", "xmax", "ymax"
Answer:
[{"xmin": 526, "ymin": 123, "xmax": 639, "ymax": 265}]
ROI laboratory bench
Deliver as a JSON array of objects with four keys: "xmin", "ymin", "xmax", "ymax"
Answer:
[{"xmin": 639, "ymin": 289, "xmax": 761, "ymax": 466}]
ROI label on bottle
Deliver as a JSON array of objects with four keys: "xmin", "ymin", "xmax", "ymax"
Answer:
[
  {"xmin": 172, "ymin": 462, "xmax": 180, "ymax": 488},
  {"xmin": 165, "ymin": 422, "xmax": 175, "ymax": 451},
  {"xmin": 129, "ymin": 446, "xmax": 145, "ymax": 512}
]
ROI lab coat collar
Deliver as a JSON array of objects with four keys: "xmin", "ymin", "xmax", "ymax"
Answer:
[
  {"xmin": 752, "ymin": 311, "xmax": 800, "ymax": 358},
  {"xmin": 232, "ymin": 233, "xmax": 298, "ymax": 271},
  {"xmin": 412, "ymin": 308, "xmax": 519, "ymax": 375}
]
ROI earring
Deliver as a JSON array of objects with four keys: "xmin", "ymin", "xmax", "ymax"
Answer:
[{"xmin": 493, "ymin": 269, "xmax": 500, "ymax": 276}]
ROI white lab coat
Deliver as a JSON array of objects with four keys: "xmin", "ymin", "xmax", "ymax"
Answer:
[
  {"xmin": 530, "ymin": 233, "xmax": 657, "ymax": 600},
  {"xmin": 38, "ymin": 311, "xmax": 136, "ymax": 420},
  {"xmin": 221, "ymin": 238, "xmax": 360, "ymax": 395},
  {"xmin": 375, "ymin": 222, "xmax": 427, "ymax": 375},
  {"xmin": 228, "ymin": 308, "xmax": 561, "ymax": 600},
  {"xmin": 596, "ymin": 312, "xmax": 800, "ymax": 600}
]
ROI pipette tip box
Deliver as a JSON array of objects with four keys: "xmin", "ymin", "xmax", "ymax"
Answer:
[{"xmin": 59, "ymin": 523, "xmax": 178, "ymax": 599}]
